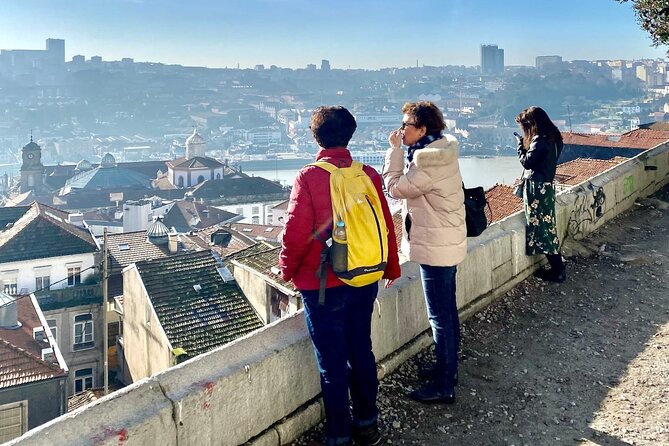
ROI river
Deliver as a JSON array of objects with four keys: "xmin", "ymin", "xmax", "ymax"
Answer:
[{"xmin": 245, "ymin": 155, "xmax": 522, "ymax": 190}]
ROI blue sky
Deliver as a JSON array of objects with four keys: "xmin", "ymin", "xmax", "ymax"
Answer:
[{"xmin": 0, "ymin": 0, "xmax": 666, "ymax": 69}]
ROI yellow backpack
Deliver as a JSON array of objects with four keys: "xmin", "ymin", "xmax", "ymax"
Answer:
[{"xmin": 310, "ymin": 161, "xmax": 389, "ymax": 299}]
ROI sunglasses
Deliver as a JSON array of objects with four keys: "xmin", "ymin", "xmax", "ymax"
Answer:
[{"xmin": 400, "ymin": 121, "xmax": 418, "ymax": 130}]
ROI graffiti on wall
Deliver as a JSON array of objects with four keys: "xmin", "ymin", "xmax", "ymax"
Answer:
[
  {"xmin": 623, "ymin": 175, "xmax": 635, "ymax": 197},
  {"xmin": 567, "ymin": 184, "xmax": 606, "ymax": 237}
]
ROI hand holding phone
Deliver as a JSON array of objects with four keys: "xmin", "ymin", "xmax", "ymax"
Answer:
[{"xmin": 513, "ymin": 131, "xmax": 522, "ymax": 142}]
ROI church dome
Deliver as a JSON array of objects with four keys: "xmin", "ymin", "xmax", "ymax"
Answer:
[
  {"xmin": 75, "ymin": 159, "xmax": 93, "ymax": 172},
  {"xmin": 185, "ymin": 128, "xmax": 205, "ymax": 146},
  {"xmin": 22, "ymin": 137, "xmax": 40, "ymax": 151},
  {"xmin": 147, "ymin": 218, "xmax": 169, "ymax": 245},
  {"xmin": 100, "ymin": 153, "xmax": 117, "ymax": 168}
]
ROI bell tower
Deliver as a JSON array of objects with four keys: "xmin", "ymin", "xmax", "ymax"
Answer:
[{"xmin": 20, "ymin": 136, "xmax": 45, "ymax": 193}]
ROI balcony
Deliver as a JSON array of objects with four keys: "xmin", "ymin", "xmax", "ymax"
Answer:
[{"xmin": 34, "ymin": 284, "xmax": 102, "ymax": 311}]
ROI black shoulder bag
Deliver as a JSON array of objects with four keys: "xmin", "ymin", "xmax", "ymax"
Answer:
[{"xmin": 463, "ymin": 184, "xmax": 491, "ymax": 237}]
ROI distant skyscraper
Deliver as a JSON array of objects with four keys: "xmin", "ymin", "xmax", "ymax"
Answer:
[
  {"xmin": 536, "ymin": 55, "xmax": 563, "ymax": 71},
  {"xmin": 46, "ymin": 38, "xmax": 65, "ymax": 64},
  {"xmin": 480, "ymin": 44, "xmax": 504, "ymax": 75},
  {"xmin": 321, "ymin": 59, "xmax": 331, "ymax": 71}
]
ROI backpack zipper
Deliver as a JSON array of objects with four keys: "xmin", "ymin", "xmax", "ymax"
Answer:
[{"xmin": 365, "ymin": 195, "xmax": 384, "ymax": 262}]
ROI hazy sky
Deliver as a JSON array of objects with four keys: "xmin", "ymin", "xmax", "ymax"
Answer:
[{"xmin": 0, "ymin": 0, "xmax": 666, "ymax": 69}]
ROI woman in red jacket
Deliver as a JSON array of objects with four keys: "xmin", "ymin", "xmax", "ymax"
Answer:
[{"xmin": 279, "ymin": 106, "xmax": 400, "ymax": 446}]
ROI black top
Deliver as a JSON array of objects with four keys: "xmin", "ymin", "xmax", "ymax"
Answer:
[{"xmin": 517, "ymin": 135, "xmax": 563, "ymax": 182}]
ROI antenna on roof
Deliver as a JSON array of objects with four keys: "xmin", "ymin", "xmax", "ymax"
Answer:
[{"xmin": 30, "ymin": 128, "xmax": 33, "ymax": 142}]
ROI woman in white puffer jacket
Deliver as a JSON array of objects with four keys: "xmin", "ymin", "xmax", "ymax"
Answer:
[{"xmin": 383, "ymin": 101, "xmax": 466, "ymax": 405}]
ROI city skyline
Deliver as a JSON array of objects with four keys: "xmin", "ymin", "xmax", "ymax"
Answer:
[{"xmin": 0, "ymin": 0, "xmax": 667, "ymax": 69}]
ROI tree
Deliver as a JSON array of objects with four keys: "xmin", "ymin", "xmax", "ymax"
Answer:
[{"xmin": 617, "ymin": 0, "xmax": 669, "ymax": 47}]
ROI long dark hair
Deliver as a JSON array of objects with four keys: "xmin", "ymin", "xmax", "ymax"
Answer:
[{"xmin": 515, "ymin": 106, "xmax": 562, "ymax": 149}]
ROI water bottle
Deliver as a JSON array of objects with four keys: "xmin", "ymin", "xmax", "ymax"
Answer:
[{"xmin": 330, "ymin": 221, "xmax": 348, "ymax": 273}]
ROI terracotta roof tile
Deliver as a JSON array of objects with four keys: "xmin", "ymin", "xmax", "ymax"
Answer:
[
  {"xmin": 555, "ymin": 158, "xmax": 625, "ymax": 186},
  {"xmin": 485, "ymin": 184, "xmax": 523, "ymax": 223},
  {"xmin": 0, "ymin": 297, "xmax": 66, "ymax": 389},
  {"xmin": 562, "ymin": 129, "xmax": 669, "ymax": 150}
]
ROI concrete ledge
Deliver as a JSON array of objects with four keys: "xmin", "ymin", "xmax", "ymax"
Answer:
[{"xmin": 9, "ymin": 145, "xmax": 669, "ymax": 446}]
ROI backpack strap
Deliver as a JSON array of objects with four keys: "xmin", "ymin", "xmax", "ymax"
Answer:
[{"xmin": 313, "ymin": 231, "xmax": 329, "ymax": 305}]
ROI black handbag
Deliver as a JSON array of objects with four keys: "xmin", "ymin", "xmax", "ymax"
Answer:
[{"xmin": 463, "ymin": 184, "xmax": 491, "ymax": 237}]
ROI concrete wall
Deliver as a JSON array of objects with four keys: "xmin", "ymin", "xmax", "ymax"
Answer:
[
  {"xmin": 232, "ymin": 264, "xmax": 271, "ymax": 323},
  {"xmin": 121, "ymin": 265, "xmax": 171, "ymax": 383},
  {"xmin": 0, "ymin": 377, "xmax": 67, "ymax": 432},
  {"xmin": 8, "ymin": 144, "xmax": 669, "ymax": 446}
]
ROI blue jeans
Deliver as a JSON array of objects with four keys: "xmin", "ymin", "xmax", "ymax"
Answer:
[
  {"xmin": 301, "ymin": 283, "xmax": 379, "ymax": 446},
  {"xmin": 420, "ymin": 264, "xmax": 459, "ymax": 390}
]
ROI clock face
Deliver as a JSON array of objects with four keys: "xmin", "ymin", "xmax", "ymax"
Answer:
[{"xmin": 27, "ymin": 153, "xmax": 34, "ymax": 159}]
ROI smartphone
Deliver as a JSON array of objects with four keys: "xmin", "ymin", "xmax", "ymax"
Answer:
[{"xmin": 513, "ymin": 131, "xmax": 522, "ymax": 141}]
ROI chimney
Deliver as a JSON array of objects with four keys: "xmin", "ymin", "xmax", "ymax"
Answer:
[
  {"xmin": 33, "ymin": 326, "xmax": 47, "ymax": 342},
  {"xmin": 0, "ymin": 294, "xmax": 20, "ymax": 329},
  {"xmin": 168, "ymin": 233, "xmax": 179, "ymax": 253},
  {"xmin": 41, "ymin": 348, "xmax": 56, "ymax": 363}
]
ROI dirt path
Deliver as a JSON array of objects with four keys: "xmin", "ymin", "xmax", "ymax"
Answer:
[{"xmin": 295, "ymin": 184, "xmax": 669, "ymax": 446}]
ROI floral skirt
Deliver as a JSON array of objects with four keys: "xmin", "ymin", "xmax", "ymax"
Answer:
[{"xmin": 523, "ymin": 180, "xmax": 560, "ymax": 255}]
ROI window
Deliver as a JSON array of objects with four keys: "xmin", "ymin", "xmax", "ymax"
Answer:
[
  {"xmin": 74, "ymin": 368, "xmax": 93, "ymax": 394},
  {"xmin": 235, "ymin": 207, "xmax": 244, "ymax": 215},
  {"xmin": 73, "ymin": 313, "xmax": 94, "ymax": 350},
  {"xmin": 267, "ymin": 214, "xmax": 273, "ymax": 224},
  {"xmin": 46, "ymin": 319, "xmax": 58, "ymax": 345},
  {"xmin": 177, "ymin": 176, "xmax": 184, "ymax": 188},
  {"xmin": 197, "ymin": 175, "xmax": 205, "ymax": 184},
  {"xmin": 118, "ymin": 244, "xmax": 130, "ymax": 251},
  {"xmin": 252, "ymin": 206, "xmax": 259, "ymax": 215},
  {"xmin": 252, "ymin": 216, "xmax": 260, "ymax": 224},
  {"xmin": 2, "ymin": 280, "xmax": 17, "ymax": 295},
  {"xmin": 0, "ymin": 401, "xmax": 28, "ymax": 443},
  {"xmin": 35, "ymin": 275, "xmax": 50, "ymax": 291},
  {"xmin": 67, "ymin": 266, "xmax": 81, "ymax": 286}
]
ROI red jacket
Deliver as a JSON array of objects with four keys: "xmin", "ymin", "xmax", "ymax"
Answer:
[{"xmin": 279, "ymin": 147, "xmax": 401, "ymax": 290}]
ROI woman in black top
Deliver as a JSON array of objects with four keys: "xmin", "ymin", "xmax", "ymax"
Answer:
[{"xmin": 515, "ymin": 106, "xmax": 566, "ymax": 282}]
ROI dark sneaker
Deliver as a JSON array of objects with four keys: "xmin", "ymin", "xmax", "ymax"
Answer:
[
  {"xmin": 417, "ymin": 365, "xmax": 459, "ymax": 386},
  {"xmin": 409, "ymin": 382, "xmax": 456, "ymax": 404},
  {"xmin": 535, "ymin": 267, "xmax": 566, "ymax": 283},
  {"xmin": 352, "ymin": 423, "xmax": 382, "ymax": 446}
]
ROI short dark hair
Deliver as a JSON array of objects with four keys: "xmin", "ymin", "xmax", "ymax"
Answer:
[
  {"xmin": 402, "ymin": 101, "xmax": 446, "ymax": 135},
  {"xmin": 310, "ymin": 106, "xmax": 357, "ymax": 148}
]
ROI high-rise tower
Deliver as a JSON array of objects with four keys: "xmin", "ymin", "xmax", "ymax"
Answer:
[{"xmin": 481, "ymin": 44, "xmax": 504, "ymax": 75}]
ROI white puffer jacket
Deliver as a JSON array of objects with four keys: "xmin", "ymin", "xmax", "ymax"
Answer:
[{"xmin": 383, "ymin": 135, "xmax": 467, "ymax": 266}]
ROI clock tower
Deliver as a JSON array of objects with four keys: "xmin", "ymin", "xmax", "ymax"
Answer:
[{"xmin": 20, "ymin": 137, "xmax": 45, "ymax": 193}]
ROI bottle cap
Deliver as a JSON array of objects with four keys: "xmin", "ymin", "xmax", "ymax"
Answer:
[{"xmin": 336, "ymin": 221, "xmax": 345, "ymax": 227}]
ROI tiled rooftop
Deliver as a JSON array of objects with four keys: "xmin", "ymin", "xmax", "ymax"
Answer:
[
  {"xmin": 107, "ymin": 230, "xmax": 171, "ymax": 272},
  {"xmin": 162, "ymin": 200, "xmax": 238, "ymax": 232},
  {"xmin": 227, "ymin": 222, "xmax": 283, "ymax": 242},
  {"xmin": 555, "ymin": 157, "xmax": 626, "ymax": 186},
  {"xmin": 0, "ymin": 297, "xmax": 66, "ymax": 389},
  {"xmin": 230, "ymin": 246, "xmax": 297, "ymax": 293},
  {"xmin": 191, "ymin": 176, "xmax": 286, "ymax": 200},
  {"xmin": 0, "ymin": 202, "xmax": 98, "ymax": 263},
  {"xmin": 167, "ymin": 156, "xmax": 224, "ymax": 169},
  {"xmin": 562, "ymin": 129, "xmax": 669, "ymax": 150},
  {"xmin": 484, "ymin": 184, "xmax": 523, "ymax": 223},
  {"xmin": 180, "ymin": 225, "xmax": 257, "ymax": 258},
  {"xmin": 135, "ymin": 250, "xmax": 264, "ymax": 359}
]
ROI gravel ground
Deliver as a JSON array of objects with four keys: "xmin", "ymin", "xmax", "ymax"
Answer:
[{"xmin": 293, "ymin": 184, "xmax": 669, "ymax": 446}]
